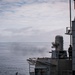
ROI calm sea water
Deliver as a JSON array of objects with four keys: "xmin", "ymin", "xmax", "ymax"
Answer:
[{"xmin": 0, "ymin": 42, "xmax": 51, "ymax": 75}]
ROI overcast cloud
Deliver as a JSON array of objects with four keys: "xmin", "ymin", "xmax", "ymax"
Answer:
[{"xmin": 0, "ymin": 0, "xmax": 74, "ymax": 42}]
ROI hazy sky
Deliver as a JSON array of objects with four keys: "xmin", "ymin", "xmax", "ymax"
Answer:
[{"xmin": 0, "ymin": 0, "xmax": 74, "ymax": 42}]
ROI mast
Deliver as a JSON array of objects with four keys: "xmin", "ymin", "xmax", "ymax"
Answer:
[{"xmin": 69, "ymin": 0, "xmax": 72, "ymax": 45}]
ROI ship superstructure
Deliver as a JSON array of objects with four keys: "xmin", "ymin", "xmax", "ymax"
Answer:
[{"xmin": 27, "ymin": 35, "xmax": 72, "ymax": 75}]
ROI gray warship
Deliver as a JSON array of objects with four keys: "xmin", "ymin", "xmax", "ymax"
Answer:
[{"xmin": 27, "ymin": 0, "xmax": 75, "ymax": 75}]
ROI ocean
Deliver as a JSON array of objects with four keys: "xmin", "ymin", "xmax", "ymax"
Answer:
[{"xmin": 0, "ymin": 42, "xmax": 51, "ymax": 75}]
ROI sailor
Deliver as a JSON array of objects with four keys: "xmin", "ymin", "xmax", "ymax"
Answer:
[{"xmin": 68, "ymin": 45, "xmax": 72, "ymax": 59}]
